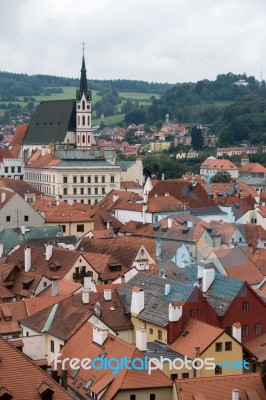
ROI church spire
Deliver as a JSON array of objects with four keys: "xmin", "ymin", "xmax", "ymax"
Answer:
[{"xmin": 76, "ymin": 43, "xmax": 91, "ymax": 101}]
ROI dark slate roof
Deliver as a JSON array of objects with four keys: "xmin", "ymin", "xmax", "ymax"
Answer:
[
  {"xmin": 204, "ymin": 274, "xmax": 244, "ymax": 316},
  {"xmin": 23, "ymin": 100, "xmax": 76, "ymax": 145},
  {"xmin": 146, "ymin": 341, "xmax": 187, "ymax": 361},
  {"xmin": 117, "ymin": 272, "xmax": 194, "ymax": 327},
  {"xmin": 116, "ymin": 160, "xmax": 136, "ymax": 171}
]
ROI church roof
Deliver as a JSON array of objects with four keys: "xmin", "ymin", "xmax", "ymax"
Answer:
[{"xmin": 22, "ymin": 99, "xmax": 76, "ymax": 145}]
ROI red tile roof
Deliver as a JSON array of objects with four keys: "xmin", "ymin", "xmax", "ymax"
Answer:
[
  {"xmin": 175, "ymin": 374, "xmax": 266, "ymax": 400},
  {"xmin": 0, "ymin": 337, "xmax": 73, "ymax": 399},
  {"xmin": 9, "ymin": 124, "xmax": 28, "ymax": 145},
  {"xmin": 200, "ymin": 158, "xmax": 238, "ymax": 170},
  {"xmin": 245, "ymin": 333, "xmax": 266, "ymax": 363}
]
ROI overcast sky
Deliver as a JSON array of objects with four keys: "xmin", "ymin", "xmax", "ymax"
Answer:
[{"xmin": 1, "ymin": 0, "xmax": 266, "ymax": 83}]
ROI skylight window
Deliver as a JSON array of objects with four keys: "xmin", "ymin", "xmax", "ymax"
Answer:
[{"xmin": 83, "ymin": 378, "xmax": 94, "ymax": 390}]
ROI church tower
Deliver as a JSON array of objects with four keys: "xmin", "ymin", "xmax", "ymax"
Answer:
[{"xmin": 76, "ymin": 49, "xmax": 96, "ymax": 148}]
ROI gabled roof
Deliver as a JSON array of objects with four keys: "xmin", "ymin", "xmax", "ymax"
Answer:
[
  {"xmin": 42, "ymin": 200, "xmax": 93, "ymax": 223},
  {"xmin": 175, "ymin": 373, "xmax": 266, "ymax": 400},
  {"xmin": 245, "ymin": 333, "xmax": 266, "ymax": 363},
  {"xmin": 22, "ymin": 99, "xmax": 76, "ymax": 145},
  {"xmin": 0, "ymin": 337, "xmax": 73, "ymax": 399},
  {"xmin": 0, "ymin": 148, "xmax": 17, "ymax": 162},
  {"xmin": 0, "ymin": 301, "xmax": 28, "ymax": 335},
  {"xmin": 0, "ymin": 177, "xmax": 41, "ymax": 196},
  {"xmin": 26, "ymin": 153, "xmax": 60, "ymax": 168},
  {"xmin": 200, "ymin": 158, "xmax": 238, "ymax": 170},
  {"xmin": 9, "ymin": 123, "xmax": 28, "ymax": 145},
  {"xmin": 56, "ymin": 322, "xmax": 172, "ymax": 400},
  {"xmin": 148, "ymin": 180, "xmax": 215, "ymax": 208},
  {"xmin": 239, "ymin": 162, "xmax": 266, "ymax": 174}
]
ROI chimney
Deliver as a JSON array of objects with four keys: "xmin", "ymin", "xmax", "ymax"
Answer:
[
  {"xmin": 82, "ymin": 290, "xmax": 89, "ymax": 304},
  {"xmin": 195, "ymin": 346, "xmax": 200, "ymax": 358},
  {"xmin": 93, "ymin": 325, "xmax": 108, "ymax": 345},
  {"xmin": 90, "ymin": 144, "xmax": 96, "ymax": 156},
  {"xmin": 167, "ymin": 217, "xmax": 173, "ymax": 229},
  {"xmin": 1, "ymin": 192, "xmax": 6, "ymax": 203},
  {"xmin": 165, "ymin": 192, "xmax": 170, "ymax": 197},
  {"xmin": 136, "ymin": 326, "xmax": 147, "ymax": 351},
  {"xmin": 45, "ymin": 243, "xmax": 53, "ymax": 261},
  {"xmin": 155, "ymin": 193, "xmax": 158, "ymax": 197},
  {"xmin": 165, "ymin": 283, "xmax": 171, "ymax": 296},
  {"xmin": 99, "ymin": 146, "xmax": 105, "ymax": 158},
  {"xmin": 84, "ymin": 275, "xmax": 92, "ymax": 291},
  {"xmin": 187, "ymin": 220, "xmax": 194, "ymax": 228},
  {"xmin": 143, "ymin": 193, "xmax": 148, "ymax": 203},
  {"xmin": 169, "ymin": 303, "xmax": 182, "ymax": 322},
  {"xmin": 197, "ymin": 265, "xmax": 204, "ymax": 280},
  {"xmin": 232, "ymin": 322, "xmax": 241, "ymax": 343},
  {"xmin": 56, "ymin": 195, "xmax": 60, "ymax": 207},
  {"xmin": 51, "ymin": 369, "xmax": 60, "ymax": 383},
  {"xmin": 52, "ymin": 276, "xmax": 59, "ymax": 296},
  {"xmin": 202, "ymin": 268, "xmax": 215, "ymax": 292},
  {"xmin": 61, "ymin": 369, "xmax": 68, "ymax": 390},
  {"xmin": 142, "ymin": 204, "xmax": 147, "ymax": 224},
  {"xmin": 104, "ymin": 289, "xmax": 112, "ymax": 301},
  {"xmin": 162, "ymin": 173, "xmax": 165, "ymax": 180},
  {"xmin": 130, "ymin": 287, "xmax": 144, "ymax": 315},
  {"xmin": 156, "ymin": 238, "xmax": 161, "ymax": 260},
  {"xmin": 232, "ymin": 389, "xmax": 239, "ymax": 400},
  {"xmin": 106, "ymin": 221, "xmax": 111, "ymax": 230},
  {"xmin": 24, "ymin": 246, "xmax": 31, "ymax": 272}
]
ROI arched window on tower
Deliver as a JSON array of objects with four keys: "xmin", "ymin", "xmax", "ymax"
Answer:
[
  {"xmin": 77, "ymin": 134, "xmax": 80, "ymax": 143},
  {"xmin": 78, "ymin": 116, "xmax": 80, "ymax": 126},
  {"xmin": 82, "ymin": 100, "xmax": 85, "ymax": 110},
  {"xmin": 88, "ymin": 135, "xmax": 90, "ymax": 144},
  {"xmin": 82, "ymin": 116, "xmax": 85, "ymax": 126},
  {"xmin": 88, "ymin": 116, "xmax": 90, "ymax": 126},
  {"xmin": 82, "ymin": 135, "xmax": 85, "ymax": 144}
]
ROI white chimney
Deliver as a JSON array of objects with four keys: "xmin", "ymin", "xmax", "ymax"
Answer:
[
  {"xmin": 56, "ymin": 195, "xmax": 60, "ymax": 207},
  {"xmin": 162, "ymin": 173, "xmax": 165, "ymax": 180},
  {"xmin": 165, "ymin": 192, "xmax": 170, "ymax": 197},
  {"xmin": 93, "ymin": 325, "xmax": 108, "ymax": 345},
  {"xmin": 24, "ymin": 246, "xmax": 31, "ymax": 272},
  {"xmin": 232, "ymin": 322, "xmax": 241, "ymax": 343},
  {"xmin": 232, "ymin": 389, "xmax": 239, "ymax": 400},
  {"xmin": 45, "ymin": 243, "xmax": 53, "ymax": 261},
  {"xmin": 82, "ymin": 290, "xmax": 89, "ymax": 304},
  {"xmin": 167, "ymin": 218, "xmax": 173, "ymax": 229},
  {"xmin": 104, "ymin": 289, "xmax": 112, "ymax": 301},
  {"xmin": 136, "ymin": 326, "xmax": 147, "ymax": 351},
  {"xmin": 84, "ymin": 276, "xmax": 92, "ymax": 291},
  {"xmin": 143, "ymin": 193, "xmax": 148, "ymax": 204},
  {"xmin": 142, "ymin": 204, "xmax": 147, "ymax": 224},
  {"xmin": 169, "ymin": 303, "xmax": 182, "ymax": 322},
  {"xmin": 165, "ymin": 283, "xmax": 171, "ymax": 296},
  {"xmin": 106, "ymin": 221, "xmax": 111, "ymax": 230},
  {"xmin": 131, "ymin": 287, "xmax": 144, "ymax": 315},
  {"xmin": 155, "ymin": 193, "xmax": 158, "ymax": 197},
  {"xmin": 52, "ymin": 276, "xmax": 59, "ymax": 296},
  {"xmin": 202, "ymin": 269, "xmax": 215, "ymax": 292},
  {"xmin": 1, "ymin": 192, "xmax": 6, "ymax": 203},
  {"xmin": 187, "ymin": 220, "xmax": 194, "ymax": 228},
  {"xmin": 197, "ymin": 265, "xmax": 204, "ymax": 280}
]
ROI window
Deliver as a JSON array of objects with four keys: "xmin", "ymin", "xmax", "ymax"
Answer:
[
  {"xmin": 170, "ymin": 374, "xmax": 178, "ymax": 380},
  {"xmin": 63, "ymin": 188, "xmax": 68, "ymax": 195},
  {"xmin": 150, "ymin": 395, "xmax": 156, "ymax": 400},
  {"xmin": 149, "ymin": 328, "xmax": 153, "ymax": 335},
  {"xmin": 88, "ymin": 188, "xmax": 91, "ymax": 195},
  {"xmin": 24, "ymin": 215, "xmax": 29, "ymax": 222},
  {"xmin": 95, "ymin": 188, "xmax": 98, "ymax": 195},
  {"xmin": 73, "ymin": 176, "xmax": 77, "ymax": 183},
  {"xmin": 50, "ymin": 340, "xmax": 55, "ymax": 353},
  {"xmin": 18, "ymin": 167, "xmax": 21, "ymax": 173},
  {"xmin": 225, "ymin": 341, "xmax": 232, "ymax": 351},
  {"xmin": 110, "ymin": 176, "xmax": 115, "ymax": 183},
  {"xmin": 243, "ymin": 301, "xmax": 249, "ymax": 312},
  {"xmin": 189, "ymin": 309, "xmax": 194, "ymax": 317},
  {"xmin": 182, "ymin": 373, "xmax": 189, "ymax": 379},
  {"xmin": 6, "ymin": 216, "xmax": 10, "ymax": 222},
  {"xmin": 87, "ymin": 176, "xmax": 91, "ymax": 183},
  {"xmin": 61, "ymin": 225, "xmax": 66, "ymax": 233},
  {"xmin": 101, "ymin": 176, "xmax": 105, "ymax": 183},
  {"xmin": 11, "ymin": 166, "xmax": 15, "ymax": 173},
  {"xmin": 4, "ymin": 167, "xmax": 8, "ymax": 173},
  {"xmin": 63, "ymin": 176, "xmax": 68, "ymax": 183},
  {"xmin": 80, "ymin": 176, "xmax": 84, "ymax": 183},
  {"xmin": 215, "ymin": 365, "xmax": 222, "ymax": 375},
  {"xmin": 94, "ymin": 199, "xmax": 98, "ymax": 205},
  {"xmin": 73, "ymin": 188, "xmax": 77, "ymax": 195},
  {"xmin": 77, "ymin": 224, "xmax": 84, "ymax": 233},
  {"xmin": 130, "ymin": 396, "xmax": 136, "ymax": 400},
  {"xmin": 242, "ymin": 324, "xmax": 249, "ymax": 337},
  {"xmin": 80, "ymin": 188, "xmax": 84, "ymax": 195},
  {"xmin": 158, "ymin": 330, "xmax": 162, "ymax": 340},
  {"xmin": 95, "ymin": 176, "xmax": 98, "ymax": 183},
  {"xmin": 102, "ymin": 188, "xmax": 105, "ymax": 194},
  {"xmin": 225, "ymin": 326, "xmax": 232, "ymax": 335},
  {"xmin": 255, "ymin": 323, "xmax": 261, "ymax": 335},
  {"xmin": 196, "ymin": 308, "xmax": 201, "ymax": 316},
  {"xmin": 215, "ymin": 342, "xmax": 222, "ymax": 352}
]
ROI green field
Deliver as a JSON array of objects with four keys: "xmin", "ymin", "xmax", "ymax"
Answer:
[
  {"xmin": 118, "ymin": 91, "xmax": 160, "ymax": 100},
  {"xmin": 92, "ymin": 113, "xmax": 125, "ymax": 125}
]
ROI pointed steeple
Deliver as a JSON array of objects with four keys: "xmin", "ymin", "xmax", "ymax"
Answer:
[
  {"xmin": 76, "ymin": 46, "xmax": 91, "ymax": 101},
  {"xmin": 79, "ymin": 54, "xmax": 88, "ymax": 96}
]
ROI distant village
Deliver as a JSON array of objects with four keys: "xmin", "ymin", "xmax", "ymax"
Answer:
[{"xmin": 0, "ymin": 55, "xmax": 266, "ymax": 400}]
